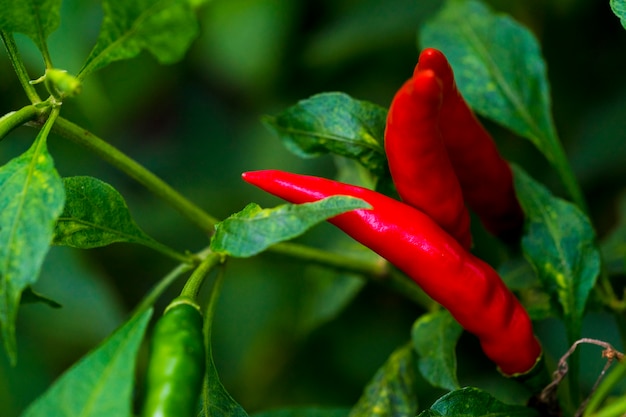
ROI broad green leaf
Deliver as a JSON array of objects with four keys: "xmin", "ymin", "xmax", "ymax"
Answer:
[
  {"xmin": 202, "ymin": 267, "xmax": 249, "ymax": 417},
  {"xmin": 254, "ymin": 408, "xmax": 350, "ymax": 417},
  {"xmin": 420, "ymin": 0, "xmax": 558, "ymax": 164},
  {"xmin": 79, "ymin": 0, "xmax": 199, "ymax": 77},
  {"xmin": 349, "ymin": 344, "xmax": 418, "ymax": 417},
  {"xmin": 611, "ymin": 0, "xmax": 626, "ymax": 29},
  {"xmin": 417, "ymin": 387, "xmax": 538, "ymax": 417},
  {"xmin": 262, "ymin": 93, "xmax": 389, "ymax": 177},
  {"xmin": 54, "ymin": 176, "xmax": 171, "ymax": 253},
  {"xmin": 20, "ymin": 309, "xmax": 152, "ymax": 417},
  {"xmin": 411, "ymin": 310, "xmax": 462, "ymax": 391},
  {"xmin": 513, "ymin": 165, "xmax": 600, "ymax": 341},
  {"xmin": 0, "ymin": 115, "xmax": 65, "ymax": 364},
  {"xmin": 0, "ymin": 0, "xmax": 61, "ymax": 54},
  {"xmin": 210, "ymin": 197, "xmax": 371, "ymax": 258}
]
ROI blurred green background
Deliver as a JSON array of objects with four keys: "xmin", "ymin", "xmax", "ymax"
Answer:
[{"xmin": 1, "ymin": 0, "xmax": 626, "ymax": 415}]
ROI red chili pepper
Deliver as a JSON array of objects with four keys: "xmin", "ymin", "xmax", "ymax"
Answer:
[
  {"xmin": 416, "ymin": 48, "xmax": 524, "ymax": 242},
  {"xmin": 385, "ymin": 69, "xmax": 472, "ymax": 249},
  {"xmin": 242, "ymin": 169, "xmax": 541, "ymax": 376}
]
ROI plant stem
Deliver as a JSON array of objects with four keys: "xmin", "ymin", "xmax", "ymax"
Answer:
[
  {"xmin": 142, "ymin": 239, "xmax": 197, "ymax": 264},
  {"xmin": 0, "ymin": 104, "xmax": 46, "ymax": 141},
  {"xmin": 181, "ymin": 252, "xmax": 223, "ymax": 301},
  {"xmin": 204, "ymin": 260, "xmax": 225, "ymax": 340},
  {"xmin": 0, "ymin": 31, "xmax": 42, "ymax": 104},
  {"xmin": 132, "ymin": 261, "xmax": 196, "ymax": 317},
  {"xmin": 49, "ymin": 117, "xmax": 219, "ymax": 234},
  {"xmin": 552, "ymin": 142, "xmax": 588, "ymax": 214},
  {"xmin": 268, "ymin": 241, "xmax": 436, "ymax": 309},
  {"xmin": 201, "ymin": 261, "xmax": 235, "ymax": 417}
]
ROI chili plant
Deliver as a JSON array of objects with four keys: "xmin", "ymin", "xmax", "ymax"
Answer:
[{"xmin": 1, "ymin": 0, "xmax": 626, "ymax": 416}]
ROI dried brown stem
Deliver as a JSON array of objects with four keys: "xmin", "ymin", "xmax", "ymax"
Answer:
[{"xmin": 537, "ymin": 338, "xmax": 624, "ymax": 417}]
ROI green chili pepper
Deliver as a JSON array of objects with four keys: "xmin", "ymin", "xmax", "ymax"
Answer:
[{"xmin": 141, "ymin": 296, "xmax": 205, "ymax": 417}]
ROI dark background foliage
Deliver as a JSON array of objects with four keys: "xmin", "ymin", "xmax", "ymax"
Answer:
[{"xmin": 1, "ymin": 0, "xmax": 625, "ymax": 415}]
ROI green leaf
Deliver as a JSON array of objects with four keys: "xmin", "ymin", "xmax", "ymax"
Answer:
[
  {"xmin": 262, "ymin": 93, "xmax": 389, "ymax": 177},
  {"xmin": 0, "ymin": 0, "xmax": 61, "ymax": 54},
  {"xmin": 411, "ymin": 310, "xmax": 462, "ymax": 391},
  {"xmin": 54, "ymin": 176, "xmax": 159, "ymax": 249},
  {"xmin": 419, "ymin": 0, "xmax": 557, "ymax": 165},
  {"xmin": 611, "ymin": 0, "xmax": 626, "ymax": 29},
  {"xmin": 210, "ymin": 196, "xmax": 371, "ymax": 258},
  {"xmin": 417, "ymin": 387, "xmax": 538, "ymax": 417},
  {"xmin": 79, "ymin": 0, "xmax": 199, "ymax": 77},
  {"xmin": 20, "ymin": 286, "xmax": 61, "ymax": 308},
  {"xmin": 202, "ymin": 267, "xmax": 249, "ymax": 417},
  {"xmin": 20, "ymin": 308, "xmax": 152, "ymax": 417},
  {"xmin": 513, "ymin": 165, "xmax": 600, "ymax": 341},
  {"xmin": 254, "ymin": 408, "xmax": 350, "ymax": 417},
  {"xmin": 0, "ymin": 114, "xmax": 65, "ymax": 364},
  {"xmin": 349, "ymin": 344, "xmax": 418, "ymax": 417}
]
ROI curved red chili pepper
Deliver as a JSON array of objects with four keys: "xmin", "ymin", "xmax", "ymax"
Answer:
[
  {"xmin": 242, "ymin": 169, "xmax": 541, "ymax": 376},
  {"xmin": 385, "ymin": 69, "xmax": 472, "ymax": 249},
  {"xmin": 416, "ymin": 48, "xmax": 524, "ymax": 242}
]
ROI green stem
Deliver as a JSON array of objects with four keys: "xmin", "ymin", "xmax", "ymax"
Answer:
[
  {"xmin": 552, "ymin": 141, "xmax": 588, "ymax": 214},
  {"xmin": 0, "ymin": 104, "xmax": 47, "ymax": 141},
  {"xmin": 132, "ymin": 262, "xmax": 195, "ymax": 317},
  {"xmin": 181, "ymin": 252, "xmax": 223, "ymax": 301},
  {"xmin": 201, "ymin": 262, "xmax": 237, "ymax": 417},
  {"xmin": 205, "ymin": 263, "xmax": 225, "ymax": 340},
  {"xmin": 268, "ymin": 241, "xmax": 436, "ymax": 310},
  {"xmin": 139, "ymin": 237, "xmax": 197, "ymax": 264},
  {"xmin": 48, "ymin": 117, "xmax": 219, "ymax": 234},
  {"xmin": 0, "ymin": 31, "xmax": 42, "ymax": 104}
]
